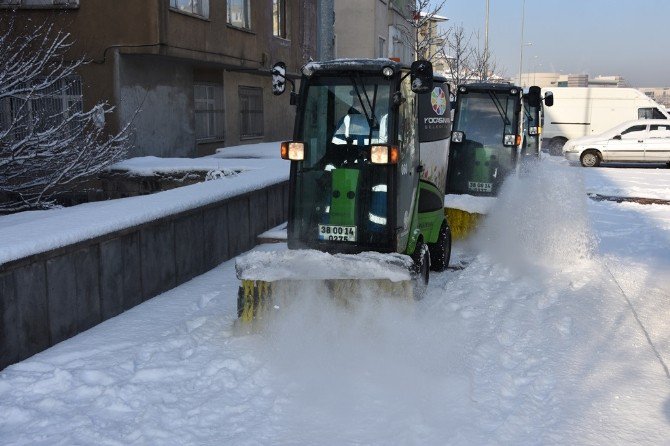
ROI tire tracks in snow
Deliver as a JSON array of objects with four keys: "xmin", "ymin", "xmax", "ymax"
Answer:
[{"xmin": 602, "ymin": 261, "xmax": 670, "ymax": 380}]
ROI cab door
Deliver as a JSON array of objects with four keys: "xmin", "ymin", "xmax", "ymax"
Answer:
[
  {"xmin": 605, "ymin": 124, "xmax": 647, "ymax": 162},
  {"xmin": 644, "ymin": 124, "xmax": 670, "ymax": 162}
]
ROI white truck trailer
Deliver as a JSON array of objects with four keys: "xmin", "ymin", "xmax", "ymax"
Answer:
[{"xmin": 541, "ymin": 87, "xmax": 670, "ymax": 155}]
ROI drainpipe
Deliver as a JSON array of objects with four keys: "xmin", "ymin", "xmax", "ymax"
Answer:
[{"xmin": 317, "ymin": 0, "xmax": 335, "ymax": 61}]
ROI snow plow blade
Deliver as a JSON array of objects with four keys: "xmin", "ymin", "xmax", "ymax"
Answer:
[
  {"xmin": 235, "ymin": 250, "xmax": 415, "ymax": 324},
  {"xmin": 444, "ymin": 208, "xmax": 482, "ymax": 240},
  {"xmin": 443, "ymin": 195, "xmax": 496, "ymax": 240}
]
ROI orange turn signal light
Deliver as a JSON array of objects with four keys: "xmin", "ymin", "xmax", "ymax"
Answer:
[
  {"xmin": 371, "ymin": 145, "xmax": 399, "ymax": 164},
  {"xmin": 280, "ymin": 141, "xmax": 304, "ymax": 161}
]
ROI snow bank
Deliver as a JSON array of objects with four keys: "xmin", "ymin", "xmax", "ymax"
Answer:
[{"xmin": 110, "ymin": 156, "xmax": 241, "ymax": 176}]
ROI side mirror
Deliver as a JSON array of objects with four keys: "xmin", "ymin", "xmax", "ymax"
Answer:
[
  {"xmin": 613, "ymin": 135, "xmax": 622, "ymax": 140},
  {"xmin": 271, "ymin": 62, "xmax": 287, "ymax": 96},
  {"xmin": 544, "ymin": 91, "xmax": 554, "ymax": 107},
  {"xmin": 410, "ymin": 60, "xmax": 433, "ymax": 94},
  {"xmin": 527, "ymin": 86, "xmax": 541, "ymax": 108}
]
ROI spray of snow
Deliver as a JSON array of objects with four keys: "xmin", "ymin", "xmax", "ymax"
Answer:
[
  {"xmin": 475, "ymin": 160, "xmax": 598, "ymax": 275},
  {"xmin": 250, "ymin": 281, "xmax": 473, "ymax": 444}
]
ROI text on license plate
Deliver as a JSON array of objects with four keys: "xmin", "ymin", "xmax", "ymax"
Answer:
[
  {"xmin": 468, "ymin": 181, "xmax": 493, "ymax": 193},
  {"xmin": 318, "ymin": 225, "xmax": 357, "ymax": 242}
]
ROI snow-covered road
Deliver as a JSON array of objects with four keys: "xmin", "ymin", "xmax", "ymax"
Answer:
[{"xmin": 1, "ymin": 160, "xmax": 669, "ymax": 445}]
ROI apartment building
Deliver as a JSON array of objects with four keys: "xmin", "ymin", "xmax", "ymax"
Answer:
[
  {"xmin": 0, "ymin": 0, "xmax": 317, "ymax": 157},
  {"xmin": 333, "ymin": 0, "xmax": 414, "ymax": 64}
]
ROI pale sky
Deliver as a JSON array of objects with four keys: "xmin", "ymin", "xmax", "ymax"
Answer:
[{"xmin": 432, "ymin": 0, "xmax": 669, "ymax": 87}]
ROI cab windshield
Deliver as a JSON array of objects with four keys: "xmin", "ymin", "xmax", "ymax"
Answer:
[
  {"xmin": 448, "ymin": 90, "xmax": 520, "ymax": 196},
  {"xmin": 297, "ymin": 75, "xmax": 392, "ymax": 168},
  {"xmin": 290, "ymin": 75, "xmax": 394, "ymax": 250}
]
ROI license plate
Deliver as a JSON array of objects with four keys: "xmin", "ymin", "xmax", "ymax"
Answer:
[
  {"xmin": 318, "ymin": 224, "xmax": 357, "ymax": 242},
  {"xmin": 468, "ymin": 181, "xmax": 493, "ymax": 193}
]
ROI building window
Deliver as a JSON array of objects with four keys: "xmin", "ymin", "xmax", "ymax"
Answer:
[
  {"xmin": 0, "ymin": 0, "xmax": 79, "ymax": 8},
  {"xmin": 194, "ymin": 83, "xmax": 224, "ymax": 141},
  {"xmin": 238, "ymin": 86, "xmax": 263, "ymax": 139},
  {"xmin": 1, "ymin": 77, "xmax": 83, "ymax": 141},
  {"xmin": 273, "ymin": 0, "xmax": 287, "ymax": 38},
  {"xmin": 169, "ymin": 0, "xmax": 209, "ymax": 18},
  {"xmin": 228, "ymin": 0, "xmax": 250, "ymax": 29}
]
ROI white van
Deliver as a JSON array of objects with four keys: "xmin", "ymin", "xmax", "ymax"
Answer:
[{"xmin": 541, "ymin": 87, "xmax": 669, "ymax": 154}]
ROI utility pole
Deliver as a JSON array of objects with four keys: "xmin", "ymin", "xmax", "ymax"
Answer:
[
  {"xmin": 484, "ymin": 0, "xmax": 489, "ymax": 79},
  {"xmin": 517, "ymin": 0, "xmax": 526, "ymax": 87},
  {"xmin": 317, "ymin": 0, "xmax": 335, "ymax": 60}
]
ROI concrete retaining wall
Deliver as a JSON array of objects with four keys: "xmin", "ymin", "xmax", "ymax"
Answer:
[{"xmin": 0, "ymin": 181, "xmax": 288, "ymax": 370}]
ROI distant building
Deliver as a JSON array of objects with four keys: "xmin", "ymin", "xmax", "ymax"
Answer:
[
  {"xmin": 0, "ymin": 0, "xmax": 317, "ymax": 158},
  {"xmin": 638, "ymin": 88, "xmax": 670, "ymax": 108},
  {"xmin": 334, "ymin": 0, "xmax": 414, "ymax": 64},
  {"xmin": 515, "ymin": 72, "xmax": 627, "ymax": 89}
]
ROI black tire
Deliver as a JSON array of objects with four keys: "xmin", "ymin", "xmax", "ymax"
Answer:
[
  {"xmin": 411, "ymin": 240, "xmax": 430, "ymax": 300},
  {"xmin": 580, "ymin": 150, "xmax": 601, "ymax": 167},
  {"xmin": 428, "ymin": 222, "xmax": 452, "ymax": 272}
]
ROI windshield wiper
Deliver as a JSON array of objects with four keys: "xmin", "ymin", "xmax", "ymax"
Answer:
[
  {"xmin": 350, "ymin": 75, "xmax": 379, "ymax": 130},
  {"xmin": 487, "ymin": 90, "xmax": 511, "ymax": 126}
]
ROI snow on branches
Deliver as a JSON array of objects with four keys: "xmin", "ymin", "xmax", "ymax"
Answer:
[{"xmin": 0, "ymin": 18, "xmax": 131, "ymax": 213}]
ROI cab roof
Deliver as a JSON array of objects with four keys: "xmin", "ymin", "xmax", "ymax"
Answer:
[{"xmin": 302, "ymin": 58, "xmax": 408, "ymax": 75}]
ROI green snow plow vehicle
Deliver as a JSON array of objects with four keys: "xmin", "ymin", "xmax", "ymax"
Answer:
[
  {"xmin": 236, "ymin": 59, "xmax": 452, "ymax": 323},
  {"xmin": 445, "ymin": 83, "xmax": 552, "ymax": 239},
  {"xmin": 521, "ymin": 86, "xmax": 554, "ymax": 160}
]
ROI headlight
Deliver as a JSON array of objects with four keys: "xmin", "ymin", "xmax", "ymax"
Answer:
[
  {"xmin": 382, "ymin": 66, "xmax": 394, "ymax": 78},
  {"xmin": 451, "ymin": 131, "xmax": 464, "ymax": 143},
  {"xmin": 370, "ymin": 145, "xmax": 399, "ymax": 164},
  {"xmin": 280, "ymin": 141, "xmax": 304, "ymax": 160},
  {"xmin": 503, "ymin": 134, "xmax": 516, "ymax": 146}
]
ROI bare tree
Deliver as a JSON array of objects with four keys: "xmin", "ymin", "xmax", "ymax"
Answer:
[
  {"xmin": 0, "ymin": 18, "xmax": 131, "ymax": 213},
  {"xmin": 396, "ymin": 0, "xmax": 448, "ymax": 61},
  {"xmin": 470, "ymin": 31, "xmax": 500, "ymax": 82},
  {"xmin": 443, "ymin": 24, "xmax": 474, "ymax": 87}
]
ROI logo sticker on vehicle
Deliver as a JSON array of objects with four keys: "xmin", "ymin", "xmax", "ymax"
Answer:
[{"xmin": 431, "ymin": 87, "xmax": 447, "ymax": 116}]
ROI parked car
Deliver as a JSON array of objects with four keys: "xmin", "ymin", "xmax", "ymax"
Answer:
[
  {"xmin": 563, "ymin": 119, "xmax": 670, "ymax": 167},
  {"xmin": 542, "ymin": 87, "xmax": 669, "ymax": 155}
]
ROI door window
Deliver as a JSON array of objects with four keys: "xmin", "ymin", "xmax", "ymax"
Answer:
[
  {"xmin": 620, "ymin": 125, "xmax": 647, "ymax": 139},
  {"xmin": 649, "ymin": 124, "xmax": 670, "ymax": 138}
]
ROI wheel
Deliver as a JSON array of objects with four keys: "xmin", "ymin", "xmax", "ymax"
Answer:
[
  {"xmin": 411, "ymin": 240, "xmax": 430, "ymax": 300},
  {"xmin": 428, "ymin": 222, "xmax": 452, "ymax": 272},
  {"xmin": 580, "ymin": 150, "xmax": 601, "ymax": 167},
  {"xmin": 546, "ymin": 137, "xmax": 567, "ymax": 156}
]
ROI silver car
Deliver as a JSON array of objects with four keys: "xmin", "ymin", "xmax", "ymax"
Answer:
[{"xmin": 563, "ymin": 119, "xmax": 670, "ymax": 167}]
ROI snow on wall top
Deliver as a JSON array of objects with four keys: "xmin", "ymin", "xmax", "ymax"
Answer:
[{"xmin": 0, "ymin": 142, "xmax": 288, "ymax": 267}]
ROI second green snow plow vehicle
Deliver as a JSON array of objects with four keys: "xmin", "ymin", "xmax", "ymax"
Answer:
[
  {"xmin": 236, "ymin": 59, "xmax": 452, "ymax": 323},
  {"xmin": 445, "ymin": 83, "xmax": 552, "ymax": 239}
]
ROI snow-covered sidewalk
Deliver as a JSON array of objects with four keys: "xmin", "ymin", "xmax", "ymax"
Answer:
[{"xmin": 1, "ymin": 160, "xmax": 669, "ymax": 445}]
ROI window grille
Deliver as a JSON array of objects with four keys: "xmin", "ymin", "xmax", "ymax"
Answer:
[
  {"xmin": 194, "ymin": 83, "xmax": 225, "ymax": 141},
  {"xmin": 239, "ymin": 86, "xmax": 264, "ymax": 139},
  {"xmin": 1, "ymin": 76, "xmax": 83, "ymax": 141}
]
